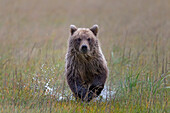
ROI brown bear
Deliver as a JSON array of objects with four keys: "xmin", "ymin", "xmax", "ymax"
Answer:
[{"xmin": 65, "ymin": 25, "xmax": 108, "ymax": 102}]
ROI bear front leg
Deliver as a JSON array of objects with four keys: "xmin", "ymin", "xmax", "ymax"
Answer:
[
  {"xmin": 85, "ymin": 75, "xmax": 107, "ymax": 102},
  {"xmin": 84, "ymin": 84, "xmax": 104, "ymax": 102},
  {"xmin": 67, "ymin": 76, "xmax": 89, "ymax": 101}
]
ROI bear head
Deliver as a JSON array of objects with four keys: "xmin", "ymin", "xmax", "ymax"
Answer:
[{"xmin": 68, "ymin": 25, "xmax": 99, "ymax": 56}]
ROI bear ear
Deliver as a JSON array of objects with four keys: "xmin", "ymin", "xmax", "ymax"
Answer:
[
  {"xmin": 70, "ymin": 25, "xmax": 77, "ymax": 35},
  {"xmin": 90, "ymin": 24, "xmax": 99, "ymax": 36}
]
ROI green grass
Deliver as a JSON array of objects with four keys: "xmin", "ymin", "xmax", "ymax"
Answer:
[
  {"xmin": 0, "ymin": 0, "xmax": 170, "ymax": 112},
  {"xmin": 0, "ymin": 40, "xmax": 169, "ymax": 112}
]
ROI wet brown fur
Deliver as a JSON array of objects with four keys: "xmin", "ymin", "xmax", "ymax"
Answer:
[{"xmin": 65, "ymin": 26, "xmax": 108, "ymax": 102}]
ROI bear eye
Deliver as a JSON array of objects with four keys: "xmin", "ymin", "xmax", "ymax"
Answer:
[
  {"xmin": 87, "ymin": 38, "xmax": 91, "ymax": 42},
  {"xmin": 77, "ymin": 38, "xmax": 81, "ymax": 42}
]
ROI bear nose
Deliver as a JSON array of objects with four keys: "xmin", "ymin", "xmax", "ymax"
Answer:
[{"xmin": 81, "ymin": 45, "xmax": 88, "ymax": 53}]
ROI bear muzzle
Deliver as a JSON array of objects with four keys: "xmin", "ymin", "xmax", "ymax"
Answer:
[{"xmin": 81, "ymin": 45, "xmax": 88, "ymax": 54}]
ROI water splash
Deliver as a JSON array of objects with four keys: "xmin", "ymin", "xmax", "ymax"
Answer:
[
  {"xmin": 44, "ymin": 79, "xmax": 116, "ymax": 101},
  {"xmin": 33, "ymin": 63, "xmax": 116, "ymax": 101},
  {"xmin": 96, "ymin": 86, "xmax": 116, "ymax": 101},
  {"xmin": 32, "ymin": 75, "xmax": 116, "ymax": 101}
]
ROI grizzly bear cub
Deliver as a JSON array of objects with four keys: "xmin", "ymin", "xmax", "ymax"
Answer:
[{"xmin": 65, "ymin": 25, "xmax": 108, "ymax": 102}]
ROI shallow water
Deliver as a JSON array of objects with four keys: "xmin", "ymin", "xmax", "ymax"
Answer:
[
  {"xmin": 44, "ymin": 79, "xmax": 116, "ymax": 101},
  {"xmin": 33, "ymin": 70, "xmax": 116, "ymax": 101}
]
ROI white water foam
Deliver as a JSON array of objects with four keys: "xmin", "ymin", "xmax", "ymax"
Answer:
[
  {"xmin": 44, "ymin": 79, "xmax": 116, "ymax": 101},
  {"xmin": 33, "ymin": 76, "xmax": 116, "ymax": 101}
]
